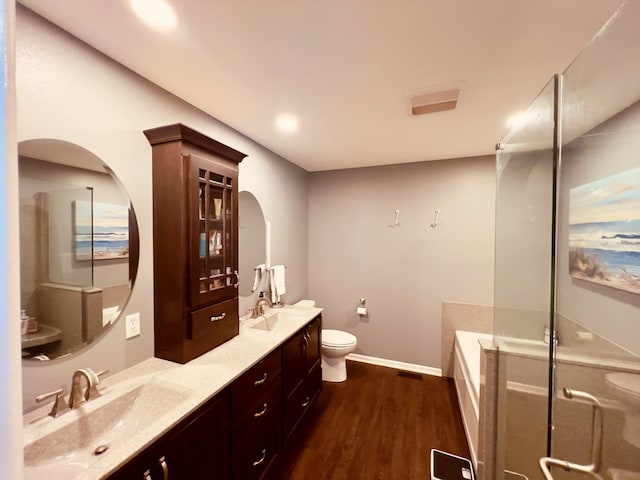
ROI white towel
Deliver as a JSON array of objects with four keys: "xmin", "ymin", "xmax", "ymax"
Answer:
[
  {"xmin": 270, "ymin": 265, "xmax": 286, "ymax": 303},
  {"xmin": 252, "ymin": 264, "xmax": 265, "ymax": 292}
]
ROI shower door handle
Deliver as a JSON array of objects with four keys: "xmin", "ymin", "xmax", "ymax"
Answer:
[{"xmin": 538, "ymin": 387, "xmax": 603, "ymax": 480}]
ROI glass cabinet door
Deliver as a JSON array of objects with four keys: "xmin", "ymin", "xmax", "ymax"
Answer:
[{"xmin": 189, "ymin": 154, "xmax": 238, "ymax": 307}]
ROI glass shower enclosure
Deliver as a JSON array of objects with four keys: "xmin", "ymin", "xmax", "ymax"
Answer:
[{"xmin": 492, "ymin": 2, "xmax": 640, "ymax": 479}]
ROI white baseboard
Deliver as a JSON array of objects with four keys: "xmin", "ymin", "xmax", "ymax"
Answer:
[{"xmin": 346, "ymin": 353, "xmax": 442, "ymax": 377}]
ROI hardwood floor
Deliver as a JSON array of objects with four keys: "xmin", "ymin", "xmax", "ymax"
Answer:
[{"xmin": 268, "ymin": 360, "xmax": 471, "ymax": 480}]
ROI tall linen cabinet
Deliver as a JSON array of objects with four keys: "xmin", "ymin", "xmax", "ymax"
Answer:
[{"xmin": 144, "ymin": 124, "xmax": 247, "ymax": 363}]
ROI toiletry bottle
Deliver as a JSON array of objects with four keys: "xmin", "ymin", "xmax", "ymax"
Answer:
[{"xmin": 20, "ymin": 309, "xmax": 29, "ymax": 335}]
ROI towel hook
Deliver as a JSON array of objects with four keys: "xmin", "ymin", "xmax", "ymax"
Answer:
[
  {"xmin": 430, "ymin": 209, "xmax": 440, "ymax": 228},
  {"xmin": 388, "ymin": 209, "xmax": 400, "ymax": 228}
]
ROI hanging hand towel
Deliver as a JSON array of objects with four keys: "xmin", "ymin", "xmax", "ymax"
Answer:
[
  {"xmin": 252, "ymin": 264, "xmax": 265, "ymax": 292},
  {"xmin": 271, "ymin": 265, "xmax": 286, "ymax": 303}
]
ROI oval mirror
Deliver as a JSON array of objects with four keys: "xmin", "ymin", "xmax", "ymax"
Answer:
[
  {"xmin": 238, "ymin": 191, "xmax": 266, "ymax": 296},
  {"xmin": 18, "ymin": 139, "xmax": 139, "ymax": 361}
]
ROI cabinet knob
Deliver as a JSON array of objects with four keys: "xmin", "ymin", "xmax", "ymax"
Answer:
[
  {"xmin": 210, "ymin": 313, "xmax": 226, "ymax": 322},
  {"xmin": 301, "ymin": 396, "xmax": 310, "ymax": 407}
]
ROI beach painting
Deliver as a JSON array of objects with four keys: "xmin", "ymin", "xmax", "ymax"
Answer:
[
  {"xmin": 74, "ymin": 201, "xmax": 129, "ymax": 261},
  {"xmin": 569, "ymin": 166, "xmax": 640, "ymax": 295}
]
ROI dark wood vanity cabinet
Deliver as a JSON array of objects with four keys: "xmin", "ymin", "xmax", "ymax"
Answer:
[
  {"xmin": 282, "ymin": 315, "xmax": 322, "ymax": 443},
  {"xmin": 106, "ymin": 392, "xmax": 229, "ymax": 480},
  {"xmin": 144, "ymin": 124, "xmax": 247, "ymax": 364},
  {"xmin": 230, "ymin": 349, "xmax": 282, "ymax": 480},
  {"xmin": 107, "ymin": 315, "xmax": 322, "ymax": 480}
]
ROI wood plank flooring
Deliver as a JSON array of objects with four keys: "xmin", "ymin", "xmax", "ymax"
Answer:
[{"xmin": 268, "ymin": 360, "xmax": 471, "ymax": 480}]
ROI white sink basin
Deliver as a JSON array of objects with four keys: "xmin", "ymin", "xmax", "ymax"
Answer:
[
  {"xmin": 249, "ymin": 312, "xmax": 303, "ymax": 332},
  {"xmin": 24, "ymin": 380, "xmax": 192, "ymax": 479}
]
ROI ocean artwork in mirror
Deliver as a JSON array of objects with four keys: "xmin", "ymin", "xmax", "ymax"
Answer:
[
  {"xmin": 73, "ymin": 201, "xmax": 130, "ymax": 261},
  {"xmin": 569, "ymin": 165, "xmax": 640, "ymax": 295},
  {"xmin": 238, "ymin": 191, "xmax": 266, "ymax": 296},
  {"xmin": 18, "ymin": 139, "xmax": 139, "ymax": 361}
]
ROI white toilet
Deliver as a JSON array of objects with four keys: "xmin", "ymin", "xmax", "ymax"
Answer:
[
  {"xmin": 292, "ymin": 300, "xmax": 358, "ymax": 383},
  {"xmin": 321, "ymin": 329, "xmax": 357, "ymax": 382}
]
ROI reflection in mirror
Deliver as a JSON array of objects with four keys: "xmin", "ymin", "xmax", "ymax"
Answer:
[
  {"xmin": 18, "ymin": 139, "xmax": 139, "ymax": 361},
  {"xmin": 238, "ymin": 191, "xmax": 266, "ymax": 296}
]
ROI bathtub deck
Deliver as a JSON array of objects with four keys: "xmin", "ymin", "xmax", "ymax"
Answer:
[
  {"xmin": 453, "ymin": 330, "xmax": 493, "ymax": 471},
  {"xmin": 267, "ymin": 360, "xmax": 470, "ymax": 480}
]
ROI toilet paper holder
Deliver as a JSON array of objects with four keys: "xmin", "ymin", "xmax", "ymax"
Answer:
[{"xmin": 357, "ymin": 298, "xmax": 368, "ymax": 316}]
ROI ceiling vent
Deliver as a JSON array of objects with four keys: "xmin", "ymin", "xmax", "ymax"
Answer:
[{"xmin": 407, "ymin": 81, "xmax": 464, "ymax": 116}]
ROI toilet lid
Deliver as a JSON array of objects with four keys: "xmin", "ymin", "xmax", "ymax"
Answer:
[
  {"xmin": 322, "ymin": 329, "xmax": 357, "ymax": 347},
  {"xmin": 606, "ymin": 372, "xmax": 640, "ymax": 401}
]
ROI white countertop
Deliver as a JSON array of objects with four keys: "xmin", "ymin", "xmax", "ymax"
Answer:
[{"xmin": 23, "ymin": 304, "xmax": 323, "ymax": 480}]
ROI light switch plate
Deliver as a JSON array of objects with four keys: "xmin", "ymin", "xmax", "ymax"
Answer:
[{"xmin": 125, "ymin": 313, "xmax": 141, "ymax": 339}]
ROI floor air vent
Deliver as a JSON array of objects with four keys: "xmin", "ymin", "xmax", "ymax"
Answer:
[{"xmin": 398, "ymin": 371, "xmax": 423, "ymax": 381}]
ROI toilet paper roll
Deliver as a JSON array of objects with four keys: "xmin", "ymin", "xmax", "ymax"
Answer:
[{"xmin": 356, "ymin": 306, "xmax": 368, "ymax": 316}]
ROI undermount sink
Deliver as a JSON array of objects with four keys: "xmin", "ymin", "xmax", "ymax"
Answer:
[
  {"xmin": 249, "ymin": 312, "xmax": 303, "ymax": 332},
  {"xmin": 24, "ymin": 380, "xmax": 192, "ymax": 479}
]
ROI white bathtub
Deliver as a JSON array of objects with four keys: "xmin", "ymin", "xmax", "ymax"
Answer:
[{"xmin": 453, "ymin": 330, "xmax": 493, "ymax": 470}]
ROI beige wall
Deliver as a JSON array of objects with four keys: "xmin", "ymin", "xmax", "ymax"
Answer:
[
  {"xmin": 308, "ymin": 156, "xmax": 496, "ymax": 368},
  {"xmin": 17, "ymin": 5, "xmax": 309, "ymax": 412}
]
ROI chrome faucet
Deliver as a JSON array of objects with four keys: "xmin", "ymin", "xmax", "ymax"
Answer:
[
  {"xmin": 255, "ymin": 296, "xmax": 270, "ymax": 316},
  {"xmin": 68, "ymin": 368, "xmax": 107, "ymax": 409}
]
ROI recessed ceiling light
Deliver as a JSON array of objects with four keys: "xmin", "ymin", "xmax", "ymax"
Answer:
[
  {"xmin": 130, "ymin": 0, "xmax": 178, "ymax": 31},
  {"xmin": 275, "ymin": 114, "xmax": 299, "ymax": 134}
]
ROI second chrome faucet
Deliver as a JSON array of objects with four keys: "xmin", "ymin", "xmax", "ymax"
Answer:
[
  {"xmin": 36, "ymin": 367, "xmax": 108, "ymax": 417},
  {"xmin": 68, "ymin": 368, "xmax": 108, "ymax": 409}
]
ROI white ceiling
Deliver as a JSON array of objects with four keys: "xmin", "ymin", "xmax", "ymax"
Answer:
[{"xmin": 17, "ymin": 0, "xmax": 624, "ymax": 172}]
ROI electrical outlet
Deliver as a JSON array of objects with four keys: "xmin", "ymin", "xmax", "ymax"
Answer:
[{"xmin": 125, "ymin": 313, "xmax": 141, "ymax": 339}]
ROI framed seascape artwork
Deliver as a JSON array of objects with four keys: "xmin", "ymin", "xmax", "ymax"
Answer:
[
  {"xmin": 569, "ymin": 166, "xmax": 640, "ymax": 295},
  {"xmin": 74, "ymin": 201, "xmax": 130, "ymax": 261}
]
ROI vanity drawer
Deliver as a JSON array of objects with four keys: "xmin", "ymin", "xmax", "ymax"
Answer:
[
  {"xmin": 230, "ymin": 416, "xmax": 280, "ymax": 480},
  {"xmin": 188, "ymin": 298, "xmax": 238, "ymax": 344},
  {"xmin": 230, "ymin": 348, "xmax": 281, "ymax": 419},
  {"xmin": 231, "ymin": 379, "xmax": 281, "ymax": 453},
  {"xmin": 284, "ymin": 362, "xmax": 321, "ymax": 442}
]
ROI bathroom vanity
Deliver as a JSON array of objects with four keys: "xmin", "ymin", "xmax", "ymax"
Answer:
[
  {"xmin": 104, "ymin": 392, "xmax": 230, "ymax": 479},
  {"xmin": 20, "ymin": 305, "xmax": 324, "ymax": 479},
  {"xmin": 104, "ymin": 310, "xmax": 322, "ymax": 480}
]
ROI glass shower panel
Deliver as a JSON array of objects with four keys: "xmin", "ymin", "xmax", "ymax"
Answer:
[
  {"xmin": 20, "ymin": 184, "xmax": 94, "ymax": 289},
  {"xmin": 551, "ymin": 1, "xmax": 640, "ymax": 478},
  {"xmin": 493, "ymin": 77, "xmax": 557, "ymax": 479}
]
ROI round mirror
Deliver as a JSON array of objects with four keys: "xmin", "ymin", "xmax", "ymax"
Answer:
[
  {"xmin": 18, "ymin": 139, "xmax": 139, "ymax": 361},
  {"xmin": 238, "ymin": 191, "xmax": 266, "ymax": 296}
]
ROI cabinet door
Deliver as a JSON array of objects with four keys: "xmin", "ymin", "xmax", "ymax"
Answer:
[
  {"xmin": 188, "ymin": 153, "xmax": 238, "ymax": 308},
  {"xmin": 105, "ymin": 444, "xmax": 164, "ymax": 480},
  {"xmin": 282, "ymin": 330, "xmax": 306, "ymax": 399},
  {"xmin": 304, "ymin": 316, "xmax": 321, "ymax": 374},
  {"xmin": 163, "ymin": 393, "xmax": 229, "ymax": 480}
]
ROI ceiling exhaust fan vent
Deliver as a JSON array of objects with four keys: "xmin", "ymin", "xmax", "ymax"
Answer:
[{"xmin": 407, "ymin": 82, "xmax": 464, "ymax": 116}]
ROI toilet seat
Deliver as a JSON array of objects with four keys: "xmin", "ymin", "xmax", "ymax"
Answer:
[
  {"xmin": 606, "ymin": 373, "xmax": 640, "ymax": 402},
  {"xmin": 322, "ymin": 329, "xmax": 357, "ymax": 348}
]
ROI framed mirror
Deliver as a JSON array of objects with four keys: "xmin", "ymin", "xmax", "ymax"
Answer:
[
  {"xmin": 18, "ymin": 139, "xmax": 139, "ymax": 361},
  {"xmin": 238, "ymin": 191, "xmax": 266, "ymax": 296}
]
